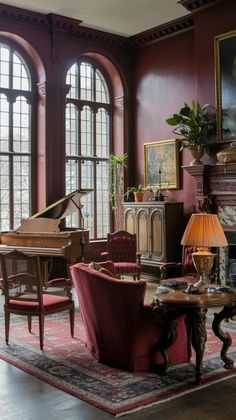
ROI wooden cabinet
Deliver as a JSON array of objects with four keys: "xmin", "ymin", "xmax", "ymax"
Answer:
[{"xmin": 123, "ymin": 202, "xmax": 184, "ymax": 268}]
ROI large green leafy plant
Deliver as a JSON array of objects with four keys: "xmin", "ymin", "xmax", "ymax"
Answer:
[{"xmin": 166, "ymin": 100, "xmax": 212, "ymax": 152}]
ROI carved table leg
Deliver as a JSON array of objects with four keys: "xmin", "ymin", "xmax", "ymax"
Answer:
[
  {"xmin": 212, "ymin": 305, "xmax": 236, "ymax": 370},
  {"xmin": 185, "ymin": 308, "xmax": 207, "ymax": 384},
  {"xmin": 152, "ymin": 304, "xmax": 178, "ymax": 374}
]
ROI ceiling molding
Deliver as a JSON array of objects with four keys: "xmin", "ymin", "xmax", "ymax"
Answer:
[
  {"xmin": 0, "ymin": 3, "xmax": 130, "ymax": 47},
  {"xmin": 129, "ymin": 16, "xmax": 194, "ymax": 47},
  {"xmin": 178, "ymin": 0, "xmax": 227, "ymax": 12},
  {"xmin": 0, "ymin": 1, "xmax": 229, "ymax": 49}
]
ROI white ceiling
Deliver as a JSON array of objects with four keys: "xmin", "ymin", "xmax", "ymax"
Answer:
[{"xmin": 4, "ymin": 0, "xmax": 189, "ymax": 36}]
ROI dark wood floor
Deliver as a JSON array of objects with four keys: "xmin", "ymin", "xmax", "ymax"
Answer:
[{"xmin": 1, "ymin": 285, "xmax": 236, "ymax": 419}]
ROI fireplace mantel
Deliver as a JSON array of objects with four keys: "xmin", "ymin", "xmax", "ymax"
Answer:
[{"xmin": 183, "ymin": 163, "xmax": 236, "ymax": 211}]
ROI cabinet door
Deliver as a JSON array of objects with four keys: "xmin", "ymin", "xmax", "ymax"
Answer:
[
  {"xmin": 124, "ymin": 208, "xmax": 135, "ymax": 234},
  {"xmin": 150, "ymin": 208, "xmax": 165, "ymax": 261},
  {"xmin": 137, "ymin": 208, "xmax": 149, "ymax": 258}
]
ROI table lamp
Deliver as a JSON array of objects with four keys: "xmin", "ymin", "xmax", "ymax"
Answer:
[{"xmin": 181, "ymin": 213, "xmax": 228, "ymax": 287}]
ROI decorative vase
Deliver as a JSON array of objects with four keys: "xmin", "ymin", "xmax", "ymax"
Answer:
[
  {"xmin": 189, "ymin": 145, "xmax": 205, "ymax": 166},
  {"xmin": 134, "ymin": 192, "xmax": 144, "ymax": 202},
  {"xmin": 217, "ymin": 142, "xmax": 236, "ymax": 163}
]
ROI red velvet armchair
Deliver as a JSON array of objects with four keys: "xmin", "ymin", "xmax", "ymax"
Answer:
[
  {"xmin": 102, "ymin": 230, "xmax": 141, "ymax": 280},
  {"xmin": 70, "ymin": 261, "xmax": 190, "ymax": 372}
]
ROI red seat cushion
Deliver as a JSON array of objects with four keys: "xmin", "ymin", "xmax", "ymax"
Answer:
[
  {"xmin": 8, "ymin": 294, "xmax": 73, "ymax": 313},
  {"xmin": 114, "ymin": 262, "xmax": 140, "ymax": 276}
]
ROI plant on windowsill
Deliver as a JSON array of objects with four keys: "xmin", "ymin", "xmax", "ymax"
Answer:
[{"xmin": 166, "ymin": 100, "xmax": 213, "ymax": 166}]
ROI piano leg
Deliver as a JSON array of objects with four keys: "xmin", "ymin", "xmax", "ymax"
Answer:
[{"xmin": 40, "ymin": 257, "xmax": 53, "ymax": 287}]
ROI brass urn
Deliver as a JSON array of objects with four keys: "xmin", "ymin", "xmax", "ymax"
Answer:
[{"xmin": 217, "ymin": 142, "xmax": 236, "ymax": 163}]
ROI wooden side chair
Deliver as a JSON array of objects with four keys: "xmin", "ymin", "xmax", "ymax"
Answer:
[
  {"xmin": 160, "ymin": 246, "xmax": 198, "ymax": 282},
  {"xmin": 102, "ymin": 230, "xmax": 141, "ymax": 280},
  {"xmin": 0, "ymin": 250, "xmax": 74, "ymax": 350}
]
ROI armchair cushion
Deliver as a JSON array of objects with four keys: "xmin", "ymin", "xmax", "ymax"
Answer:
[
  {"xmin": 114, "ymin": 262, "xmax": 140, "ymax": 277},
  {"xmin": 89, "ymin": 261, "xmax": 116, "ymax": 277}
]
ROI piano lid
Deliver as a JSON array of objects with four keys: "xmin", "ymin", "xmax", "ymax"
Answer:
[{"xmin": 30, "ymin": 189, "xmax": 92, "ymax": 220}]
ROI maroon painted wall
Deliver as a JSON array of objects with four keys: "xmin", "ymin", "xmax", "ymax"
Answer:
[
  {"xmin": 133, "ymin": 0, "xmax": 236, "ymax": 217},
  {"xmin": 134, "ymin": 31, "xmax": 196, "ymax": 215}
]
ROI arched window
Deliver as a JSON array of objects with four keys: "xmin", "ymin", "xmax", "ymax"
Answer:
[
  {"xmin": 65, "ymin": 59, "xmax": 111, "ymax": 239},
  {"xmin": 0, "ymin": 41, "xmax": 33, "ymax": 230}
]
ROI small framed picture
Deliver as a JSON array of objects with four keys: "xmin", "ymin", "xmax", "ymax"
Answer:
[{"xmin": 144, "ymin": 139, "xmax": 179, "ymax": 189}]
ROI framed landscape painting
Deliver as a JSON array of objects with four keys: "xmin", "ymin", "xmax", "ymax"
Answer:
[
  {"xmin": 144, "ymin": 139, "xmax": 179, "ymax": 189},
  {"xmin": 215, "ymin": 30, "xmax": 236, "ymax": 142}
]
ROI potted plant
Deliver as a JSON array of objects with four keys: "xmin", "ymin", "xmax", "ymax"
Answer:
[
  {"xmin": 108, "ymin": 153, "xmax": 128, "ymax": 230},
  {"xmin": 125, "ymin": 185, "xmax": 146, "ymax": 202},
  {"xmin": 166, "ymin": 100, "xmax": 212, "ymax": 165}
]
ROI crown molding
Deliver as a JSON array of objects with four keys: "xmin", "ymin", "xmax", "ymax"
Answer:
[
  {"xmin": 0, "ymin": 1, "xmax": 229, "ymax": 49},
  {"xmin": 0, "ymin": 3, "xmax": 129, "ymax": 47},
  {"xmin": 129, "ymin": 16, "xmax": 194, "ymax": 47},
  {"xmin": 178, "ymin": 0, "xmax": 228, "ymax": 12}
]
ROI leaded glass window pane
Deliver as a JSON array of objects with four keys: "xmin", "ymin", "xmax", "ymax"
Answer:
[
  {"xmin": 13, "ymin": 51, "xmax": 30, "ymax": 91},
  {"xmin": 96, "ymin": 69, "xmax": 109, "ymax": 103},
  {"xmin": 0, "ymin": 44, "xmax": 10, "ymax": 89},
  {"xmin": 13, "ymin": 97, "xmax": 31, "ymax": 153},
  {"xmin": 0, "ymin": 155, "xmax": 10, "ymax": 231},
  {"xmin": 80, "ymin": 62, "xmax": 93, "ymax": 101},
  {"xmin": 66, "ymin": 103, "xmax": 78, "ymax": 156},
  {"xmin": 66, "ymin": 63, "xmax": 78, "ymax": 99},
  {"xmin": 0, "ymin": 94, "xmax": 9, "ymax": 152},
  {"xmin": 96, "ymin": 108, "xmax": 109, "ymax": 158},
  {"xmin": 13, "ymin": 155, "xmax": 30, "ymax": 229},
  {"xmin": 96, "ymin": 161, "xmax": 109, "ymax": 238},
  {"xmin": 81, "ymin": 106, "xmax": 93, "ymax": 156}
]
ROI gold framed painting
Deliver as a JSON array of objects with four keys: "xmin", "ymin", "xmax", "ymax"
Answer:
[
  {"xmin": 215, "ymin": 30, "xmax": 236, "ymax": 142},
  {"xmin": 144, "ymin": 139, "xmax": 179, "ymax": 189}
]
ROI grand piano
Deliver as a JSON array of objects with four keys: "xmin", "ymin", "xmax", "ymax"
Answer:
[{"xmin": 0, "ymin": 190, "xmax": 90, "ymax": 282}]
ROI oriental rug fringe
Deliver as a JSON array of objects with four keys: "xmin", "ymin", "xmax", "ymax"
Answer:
[{"xmin": 0, "ymin": 313, "xmax": 236, "ymax": 416}]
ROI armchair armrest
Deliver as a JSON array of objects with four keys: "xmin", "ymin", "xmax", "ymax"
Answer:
[
  {"xmin": 46, "ymin": 278, "xmax": 72, "ymax": 298},
  {"xmin": 160, "ymin": 262, "xmax": 182, "ymax": 280}
]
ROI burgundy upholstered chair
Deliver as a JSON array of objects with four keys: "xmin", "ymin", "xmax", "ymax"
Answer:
[
  {"xmin": 70, "ymin": 261, "xmax": 190, "ymax": 372},
  {"xmin": 102, "ymin": 230, "xmax": 141, "ymax": 280},
  {"xmin": 160, "ymin": 246, "xmax": 197, "ymax": 284},
  {"xmin": 0, "ymin": 250, "xmax": 74, "ymax": 350}
]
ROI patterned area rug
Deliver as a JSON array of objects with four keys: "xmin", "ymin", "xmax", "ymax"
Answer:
[{"xmin": 0, "ymin": 313, "xmax": 236, "ymax": 416}]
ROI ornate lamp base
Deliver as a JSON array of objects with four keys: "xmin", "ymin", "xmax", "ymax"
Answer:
[{"xmin": 192, "ymin": 250, "xmax": 216, "ymax": 287}]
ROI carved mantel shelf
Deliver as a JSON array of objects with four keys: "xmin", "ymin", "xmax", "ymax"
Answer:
[{"xmin": 183, "ymin": 163, "xmax": 236, "ymax": 210}]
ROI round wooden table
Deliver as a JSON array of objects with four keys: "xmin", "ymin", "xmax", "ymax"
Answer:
[{"xmin": 152, "ymin": 282, "xmax": 236, "ymax": 384}]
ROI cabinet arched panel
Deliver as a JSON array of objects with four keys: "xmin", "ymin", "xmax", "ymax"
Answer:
[
  {"xmin": 124, "ymin": 207, "xmax": 135, "ymax": 234},
  {"xmin": 150, "ymin": 209, "xmax": 164, "ymax": 260},
  {"xmin": 137, "ymin": 209, "xmax": 149, "ymax": 257}
]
